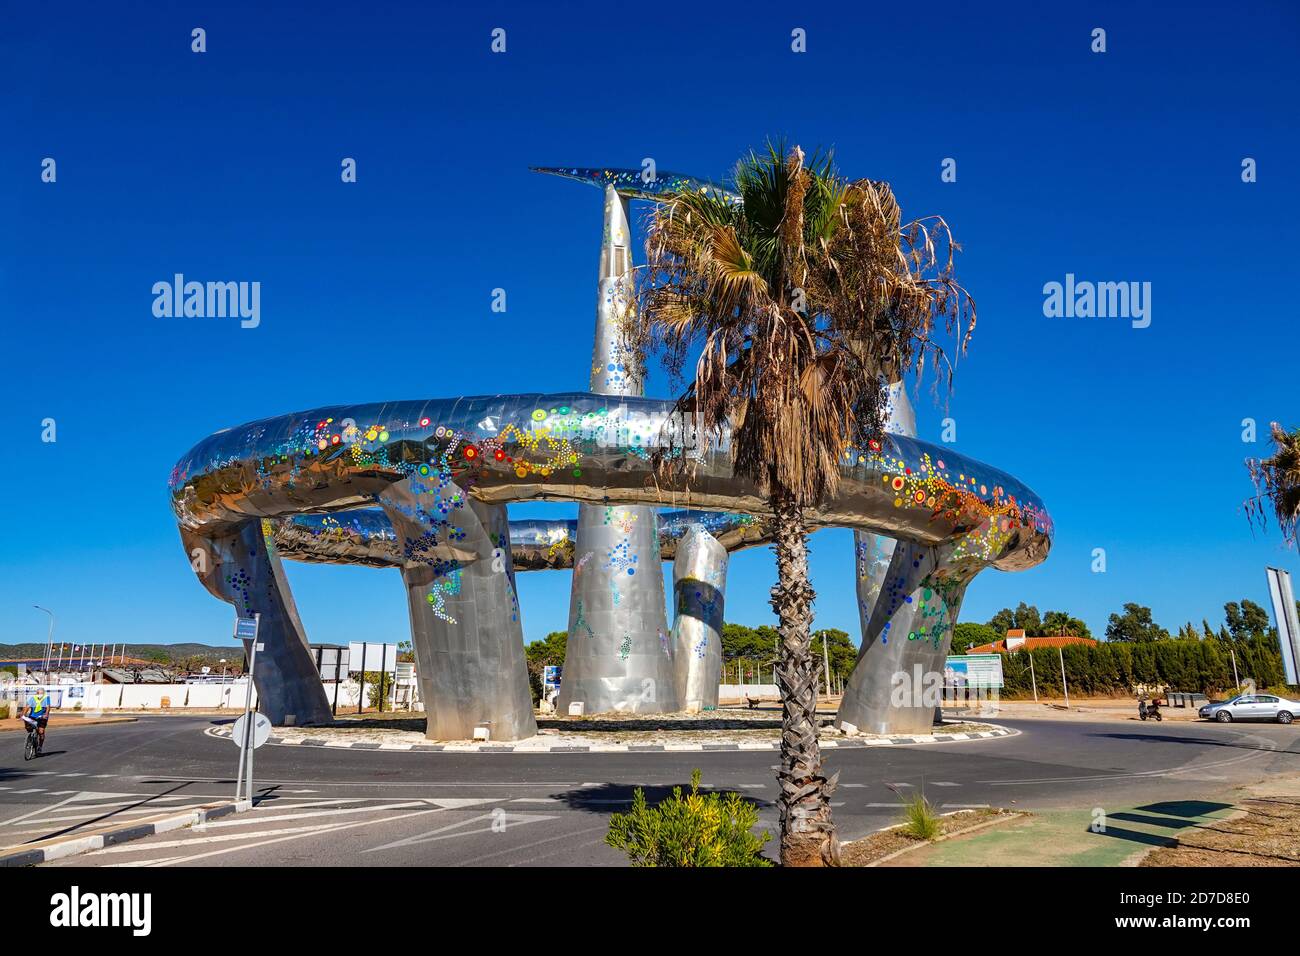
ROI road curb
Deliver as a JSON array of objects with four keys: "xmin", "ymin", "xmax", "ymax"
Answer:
[
  {"xmin": 205, "ymin": 723, "xmax": 1018, "ymax": 753},
  {"xmin": 0, "ymin": 801, "xmax": 245, "ymax": 867}
]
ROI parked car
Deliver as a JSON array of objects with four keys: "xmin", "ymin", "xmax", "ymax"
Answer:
[{"xmin": 1198, "ymin": 693, "xmax": 1300, "ymax": 724}]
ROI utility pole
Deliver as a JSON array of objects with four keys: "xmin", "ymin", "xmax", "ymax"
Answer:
[
  {"xmin": 1230, "ymin": 647, "xmax": 1240, "ymax": 690},
  {"xmin": 1028, "ymin": 651, "xmax": 1038, "ymax": 701},
  {"xmin": 1058, "ymin": 645, "xmax": 1069, "ymax": 708},
  {"xmin": 822, "ymin": 632, "xmax": 831, "ymax": 699}
]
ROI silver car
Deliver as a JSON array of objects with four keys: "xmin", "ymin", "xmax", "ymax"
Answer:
[{"xmin": 1199, "ymin": 693, "xmax": 1299, "ymax": 724}]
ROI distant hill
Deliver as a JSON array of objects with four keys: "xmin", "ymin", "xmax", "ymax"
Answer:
[{"xmin": 0, "ymin": 643, "xmax": 239, "ymax": 663}]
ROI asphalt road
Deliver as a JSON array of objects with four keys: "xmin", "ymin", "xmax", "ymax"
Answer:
[{"xmin": 0, "ymin": 714, "xmax": 1295, "ymax": 866}]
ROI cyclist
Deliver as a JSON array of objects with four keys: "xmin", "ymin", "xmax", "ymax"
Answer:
[{"xmin": 24, "ymin": 687, "xmax": 50, "ymax": 750}]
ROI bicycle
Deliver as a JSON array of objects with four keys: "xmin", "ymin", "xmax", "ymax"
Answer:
[{"xmin": 21, "ymin": 715, "xmax": 42, "ymax": 760}]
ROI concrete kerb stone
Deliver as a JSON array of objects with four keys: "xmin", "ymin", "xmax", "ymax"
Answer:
[{"xmin": 203, "ymin": 722, "xmax": 1018, "ymax": 754}]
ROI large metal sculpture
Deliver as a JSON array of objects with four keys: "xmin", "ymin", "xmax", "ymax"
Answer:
[
  {"xmin": 836, "ymin": 382, "xmax": 1008, "ymax": 735},
  {"xmin": 552, "ymin": 173, "xmax": 672, "ymax": 714},
  {"xmin": 170, "ymin": 391, "xmax": 1052, "ymax": 738},
  {"xmin": 533, "ymin": 168, "xmax": 742, "ymax": 715},
  {"xmin": 170, "ymin": 166, "xmax": 1052, "ymax": 739},
  {"xmin": 273, "ymin": 509, "xmax": 769, "ymax": 571},
  {"xmin": 179, "ymin": 520, "xmax": 332, "ymax": 726},
  {"xmin": 670, "ymin": 527, "xmax": 728, "ymax": 712}
]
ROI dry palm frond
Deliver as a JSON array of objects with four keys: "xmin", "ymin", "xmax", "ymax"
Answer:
[
  {"xmin": 1246, "ymin": 422, "xmax": 1300, "ymax": 546},
  {"xmin": 637, "ymin": 142, "xmax": 976, "ymax": 508}
]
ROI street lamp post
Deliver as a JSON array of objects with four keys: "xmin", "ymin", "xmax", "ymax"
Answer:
[
  {"xmin": 220, "ymin": 658, "xmax": 228, "ymax": 680},
  {"xmin": 34, "ymin": 606, "xmax": 55, "ymax": 676}
]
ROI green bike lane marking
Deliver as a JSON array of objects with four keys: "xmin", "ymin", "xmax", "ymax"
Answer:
[{"xmin": 883, "ymin": 799, "xmax": 1238, "ymax": 867}]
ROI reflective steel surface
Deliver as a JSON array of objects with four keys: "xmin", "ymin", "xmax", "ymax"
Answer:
[
  {"xmin": 273, "ymin": 509, "xmax": 769, "ymax": 571},
  {"xmin": 670, "ymin": 527, "xmax": 727, "ymax": 712},
  {"xmin": 557, "ymin": 184, "xmax": 676, "ymax": 714},
  {"xmin": 169, "ymin": 392, "xmax": 1053, "ymax": 567}
]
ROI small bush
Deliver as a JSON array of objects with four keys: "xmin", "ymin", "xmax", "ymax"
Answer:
[
  {"xmin": 0, "ymin": 702, "xmax": 10, "ymax": 720},
  {"xmin": 605, "ymin": 769, "xmax": 773, "ymax": 867},
  {"xmin": 901, "ymin": 792, "xmax": 942, "ymax": 841}
]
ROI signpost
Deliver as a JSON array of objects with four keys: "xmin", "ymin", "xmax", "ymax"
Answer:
[
  {"xmin": 943, "ymin": 654, "xmax": 1004, "ymax": 689},
  {"xmin": 231, "ymin": 711, "xmax": 272, "ymax": 750},
  {"xmin": 233, "ymin": 614, "xmax": 262, "ymax": 805},
  {"xmin": 542, "ymin": 665, "xmax": 563, "ymax": 698}
]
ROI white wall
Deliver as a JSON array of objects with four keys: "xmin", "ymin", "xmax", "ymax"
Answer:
[
  {"xmin": 6, "ymin": 681, "xmax": 260, "ymax": 712},
  {"xmin": 718, "ymin": 683, "xmax": 779, "ymax": 699}
]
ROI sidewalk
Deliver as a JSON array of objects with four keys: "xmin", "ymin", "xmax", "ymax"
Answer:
[
  {"xmin": 877, "ymin": 775, "xmax": 1300, "ymax": 867},
  {"xmin": 947, "ymin": 699, "xmax": 1204, "ymax": 723}
]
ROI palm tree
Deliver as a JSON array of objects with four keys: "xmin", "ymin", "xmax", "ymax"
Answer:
[
  {"xmin": 635, "ymin": 144, "xmax": 974, "ymax": 865},
  {"xmin": 1247, "ymin": 423, "xmax": 1300, "ymax": 546}
]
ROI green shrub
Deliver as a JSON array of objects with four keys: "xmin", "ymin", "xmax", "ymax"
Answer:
[
  {"xmin": 363, "ymin": 671, "xmax": 393, "ymax": 709},
  {"xmin": 605, "ymin": 770, "xmax": 773, "ymax": 867},
  {"xmin": 900, "ymin": 792, "xmax": 942, "ymax": 841},
  {"xmin": 0, "ymin": 702, "xmax": 10, "ymax": 720}
]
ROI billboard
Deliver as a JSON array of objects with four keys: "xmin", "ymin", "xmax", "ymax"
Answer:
[
  {"xmin": 315, "ymin": 646, "xmax": 349, "ymax": 681},
  {"xmin": 542, "ymin": 665, "xmax": 562, "ymax": 695},
  {"xmin": 944, "ymin": 654, "xmax": 1004, "ymax": 689},
  {"xmin": 347, "ymin": 642, "xmax": 398, "ymax": 674},
  {"xmin": 1265, "ymin": 567, "xmax": 1300, "ymax": 685}
]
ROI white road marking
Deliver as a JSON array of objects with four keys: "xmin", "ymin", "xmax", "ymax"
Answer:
[
  {"xmin": 364, "ymin": 812, "xmax": 556, "ymax": 853},
  {"xmin": 0, "ymin": 791, "xmax": 92, "ymax": 829},
  {"xmin": 424, "ymin": 798, "xmax": 501, "ymax": 810},
  {"xmin": 119, "ymin": 806, "xmax": 453, "ymax": 867},
  {"xmin": 97, "ymin": 819, "xmax": 411, "ymax": 853},
  {"xmin": 932, "ymin": 781, "xmax": 961, "ymax": 787}
]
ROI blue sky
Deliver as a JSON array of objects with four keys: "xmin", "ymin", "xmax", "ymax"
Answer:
[{"xmin": 3, "ymin": 0, "xmax": 1299, "ymax": 655}]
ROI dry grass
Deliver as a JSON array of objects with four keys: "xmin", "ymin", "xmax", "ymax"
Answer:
[
  {"xmin": 840, "ymin": 808, "xmax": 1017, "ymax": 866},
  {"xmin": 1141, "ymin": 796, "xmax": 1300, "ymax": 866}
]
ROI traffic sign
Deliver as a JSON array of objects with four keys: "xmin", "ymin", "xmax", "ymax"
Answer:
[{"xmin": 231, "ymin": 712, "xmax": 272, "ymax": 750}]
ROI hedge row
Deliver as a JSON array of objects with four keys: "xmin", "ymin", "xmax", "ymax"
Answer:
[{"xmin": 993, "ymin": 637, "xmax": 1287, "ymax": 698}]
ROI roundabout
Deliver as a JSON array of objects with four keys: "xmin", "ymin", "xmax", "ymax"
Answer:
[
  {"xmin": 1, "ymin": 712, "xmax": 1295, "ymax": 868},
  {"xmin": 201, "ymin": 713, "xmax": 1020, "ymax": 753}
]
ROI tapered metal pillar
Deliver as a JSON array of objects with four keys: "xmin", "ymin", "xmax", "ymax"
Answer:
[
  {"xmin": 841, "ymin": 380, "xmax": 986, "ymax": 734},
  {"xmin": 670, "ymin": 526, "xmax": 727, "ymax": 712},
  {"xmin": 837, "ymin": 531, "xmax": 986, "ymax": 735},
  {"xmin": 852, "ymin": 381, "xmax": 917, "ymax": 637},
  {"xmin": 559, "ymin": 185, "xmax": 676, "ymax": 714},
  {"xmin": 181, "ymin": 520, "xmax": 331, "ymax": 726},
  {"xmin": 379, "ymin": 479, "xmax": 536, "ymax": 742}
]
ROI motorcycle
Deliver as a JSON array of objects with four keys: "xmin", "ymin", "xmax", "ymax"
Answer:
[{"xmin": 1138, "ymin": 698, "xmax": 1162, "ymax": 721}]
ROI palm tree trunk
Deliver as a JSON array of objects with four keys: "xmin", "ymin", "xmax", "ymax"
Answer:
[{"xmin": 770, "ymin": 493, "xmax": 840, "ymax": 866}]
